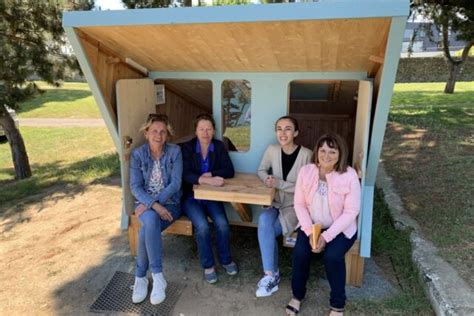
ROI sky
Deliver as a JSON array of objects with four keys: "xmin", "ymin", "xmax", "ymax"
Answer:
[{"xmin": 95, "ymin": 0, "xmax": 125, "ymax": 10}]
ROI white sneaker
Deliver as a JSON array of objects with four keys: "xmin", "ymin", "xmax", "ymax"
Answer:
[
  {"xmin": 150, "ymin": 272, "xmax": 167, "ymax": 305},
  {"xmin": 132, "ymin": 276, "xmax": 149, "ymax": 303},
  {"xmin": 255, "ymin": 274, "xmax": 280, "ymax": 297}
]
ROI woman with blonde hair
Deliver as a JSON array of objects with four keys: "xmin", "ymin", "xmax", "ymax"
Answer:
[{"xmin": 129, "ymin": 114, "xmax": 183, "ymax": 305}]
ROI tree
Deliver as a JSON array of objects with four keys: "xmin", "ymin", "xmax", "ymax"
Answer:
[
  {"xmin": 0, "ymin": 0, "xmax": 94, "ymax": 180},
  {"xmin": 412, "ymin": 0, "xmax": 474, "ymax": 93},
  {"xmin": 121, "ymin": 0, "xmax": 173, "ymax": 8}
]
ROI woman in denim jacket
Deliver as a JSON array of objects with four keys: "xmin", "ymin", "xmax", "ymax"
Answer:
[
  {"xmin": 129, "ymin": 114, "xmax": 183, "ymax": 305},
  {"xmin": 286, "ymin": 133, "xmax": 360, "ymax": 316}
]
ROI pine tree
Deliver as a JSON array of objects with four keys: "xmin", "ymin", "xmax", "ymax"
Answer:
[{"xmin": 0, "ymin": 0, "xmax": 94, "ymax": 180}]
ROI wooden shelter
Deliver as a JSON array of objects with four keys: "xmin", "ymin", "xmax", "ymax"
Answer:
[{"xmin": 63, "ymin": 0, "xmax": 409, "ymax": 286}]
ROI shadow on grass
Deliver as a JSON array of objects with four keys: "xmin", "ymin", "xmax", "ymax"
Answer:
[
  {"xmin": 17, "ymin": 89, "xmax": 92, "ymax": 114},
  {"xmin": 0, "ymin": 153, "xmax": 120, "ymax": 232},
  {"xmin": 383, "ymin": 102, "xmax": 473, "ymax": 287}
]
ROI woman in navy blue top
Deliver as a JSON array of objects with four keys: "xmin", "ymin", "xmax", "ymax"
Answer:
[{"xmin": 181, "ymin": 114, "xmax": 238, "ymax": 283}]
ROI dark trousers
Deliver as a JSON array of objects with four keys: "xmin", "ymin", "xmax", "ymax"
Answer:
[{"xmin": 291, "ymin": 228, "xmax": 356, "ymax": 310}]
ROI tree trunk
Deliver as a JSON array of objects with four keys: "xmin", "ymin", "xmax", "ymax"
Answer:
[
  {"xmin": 0, "ymin": 105, "xmax": 32, "ymax": 179},
  {"xmin": 444, "ymin": 61, "xmax": 460, "ymax": 94}
]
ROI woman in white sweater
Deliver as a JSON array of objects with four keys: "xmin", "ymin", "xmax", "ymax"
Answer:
[{"xmin": 255, "ymin": 116, "xmax": 312, "ymax": 297}]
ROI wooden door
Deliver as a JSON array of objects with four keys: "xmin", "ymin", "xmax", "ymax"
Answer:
[
  {"xmin": 353, "ymin": 80, "xmax": 373, "ymax": 233},
  {"xmin": 116, "ymin": 79, "xmax": 156, "ymax": 215}
]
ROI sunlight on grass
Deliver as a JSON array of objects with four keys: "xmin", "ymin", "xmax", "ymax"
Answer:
[
  {"xmin": 17, "ymin": 81, "xmax": 100, "ymax": 119},
  {"xmin": 224, "ymin": 126, "xmax": 250, "ymax": 151},
  {"xmin": 384, "ymin": 81, "xmax": 473, "ymax": 287},
  {"xmin": 0, "ymin": 127, "xmax": 115, "ymax": 182},
  {"xmin": 392, "ymin": 82, "xmax": 474, "ymax": 107}
]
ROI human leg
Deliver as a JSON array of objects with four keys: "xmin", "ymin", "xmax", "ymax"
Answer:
[
  {"xmin": 183, "ymin": 198, "xmax": 215, "ymax": 269},
  {"xmin": 256, "ymin": 207, "xmax": 283, "ymax": 297},
  {"xmin": 205, "ymin": 201, "xmax": 233, "ymax": 266},
  {"xmin": 291, "ymin": 228, "xmax": 313, "ymax": 301},
  {"xmin": 323, "ymin": 233, "xmax": 356, "ymax": 311},
  {"xmin": 257, "ymin": 207, "xmax": 283, "ymax": 273}
]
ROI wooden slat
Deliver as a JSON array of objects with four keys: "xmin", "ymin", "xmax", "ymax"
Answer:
[
  {"xmin": 193, "ymin": 173, "xmax": 275, "ymax": 206},
  {"xmin": 230, "ymin": 202, "xmax": 252, "ymax": 222}
]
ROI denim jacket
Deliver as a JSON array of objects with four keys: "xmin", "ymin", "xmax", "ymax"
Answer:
[{"xmin": 130, "ymin": 142, "xmax": 183, "ymax": 208}]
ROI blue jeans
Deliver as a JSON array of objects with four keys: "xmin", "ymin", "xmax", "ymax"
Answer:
[
  {"xmin": 258, "ymin": 207, "xmax": 283, "ymax": 273},
  {"xmin": 183, "ymin": 198, "xmax": 232, "ymax": 269},
  {"xmin": 136, "ymin": 204, "xmax": 181, "ymax": 277},
  {"xmin": 291, "ymin": 228, "xmax": 356, "ymax": 309}
]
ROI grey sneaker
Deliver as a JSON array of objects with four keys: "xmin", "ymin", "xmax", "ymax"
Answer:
[
  {"xmin": 132, "ymin": 276, "xmax": 149, "ymax": 303},
  {"xmin": 222, "ymin": 262, "xmax": 238, "ymax": 276},
  {"xmin": 256, "ymin": 273, "xmax": 280, "ymax": 297},
  {"xmin": 204, "ymin": 269, "xmax": 218, "ymax": 284}
]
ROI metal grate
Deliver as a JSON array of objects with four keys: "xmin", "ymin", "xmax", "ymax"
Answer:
[{"xmin": 90, "ymin": 271, "xmax": 185, "ymax": 315}]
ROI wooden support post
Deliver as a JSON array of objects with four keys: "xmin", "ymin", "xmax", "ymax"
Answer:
[
  {"xmin": 128, "ymin": 214, "xmax": 193, "ymax": 257},
  {"xmin": 230, "ymin": 202, "xmax": 252, "ymax": 222},
  {"xmin": 345, "ymin": 240, "xmax": 364, "ymax": 287}
]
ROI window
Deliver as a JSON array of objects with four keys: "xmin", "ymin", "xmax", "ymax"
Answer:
[{"xmin": 221, "ymin": 80, "xmax": 251, "ymax": 152}]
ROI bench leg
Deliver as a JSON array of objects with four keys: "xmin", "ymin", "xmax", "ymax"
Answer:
[{"xmin": 345, "ymin": 240, "xmax": 364, "ymax": 287}]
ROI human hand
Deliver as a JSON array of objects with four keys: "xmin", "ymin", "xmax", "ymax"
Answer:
[
  {"xmin": 152, "ymin": 203, "xmax": 173, "ymax": 222},
  {"xmin": 208, "ymin": 176, "xmax": 225, "ymax": 187},
  {"xmin": 201, "ymin": 172, "xmax": 212, "ymax": 177},
  {"xmin": 264, "ymin": 176, "xmax": 278, "ymax": 188},
  {"xmin": 135, "ymin": 203, "xmax": 147, "ymax": 217},
  {"xmin": 312, "ymin": 236, "xmax": 326, "ymax": 253}
]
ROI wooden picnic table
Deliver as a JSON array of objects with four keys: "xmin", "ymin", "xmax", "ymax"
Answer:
[{"xmin": 193, "ymin": 172, "xmax": 275, "ymax": 223}]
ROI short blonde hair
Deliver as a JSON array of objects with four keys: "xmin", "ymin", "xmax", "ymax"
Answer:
[{"xmin": 139, "ymin": 113, "xmax": 175, "ymax": 136}]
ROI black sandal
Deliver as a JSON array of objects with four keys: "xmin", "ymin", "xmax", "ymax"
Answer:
[
  {"xmin": 286, "ymin": 298, "xmax": 301, "ymax": 315},
  {"xmin": 329, "ymin": 306, "xmax": 344, "ymax": 315}
]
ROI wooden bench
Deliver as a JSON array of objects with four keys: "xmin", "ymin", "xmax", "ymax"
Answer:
[
  {"xmin": 128, "ymin": 215, "xmax": 193, "ymax": 257},
  {"xmin": 128, "ymin": 172, "xmax": 364, "ymax": 287}
]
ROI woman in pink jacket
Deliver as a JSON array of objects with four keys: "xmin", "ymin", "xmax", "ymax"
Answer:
[{"xmin": 285, "ymin": 133, "xmax": 360, "ymax": 316}]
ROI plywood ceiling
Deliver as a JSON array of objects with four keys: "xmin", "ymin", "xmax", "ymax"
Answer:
[{"xmin": 78, "ymin": 18, "xmax": 391, "ymax": 73}]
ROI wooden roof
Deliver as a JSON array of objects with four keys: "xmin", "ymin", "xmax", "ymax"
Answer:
[
  {"xmin": 77, "ymin": 18, "xmax": 390, "ymax": 73},
  {"xmin": 65, "ymin": 1, "xmax": 409, "ymax": 73}
]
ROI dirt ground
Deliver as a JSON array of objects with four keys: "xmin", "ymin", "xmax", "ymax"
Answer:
[{"xmin": 0, "ymin": 176, "xmax": 397, "ymax": 315}]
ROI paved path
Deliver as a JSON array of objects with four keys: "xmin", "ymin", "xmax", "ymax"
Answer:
[{"xmin": 18, "ymin": 118, "xmax": 105, "ymax": 127}]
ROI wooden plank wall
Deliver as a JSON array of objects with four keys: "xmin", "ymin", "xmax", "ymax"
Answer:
[
  {"xmin": 155, "ymin": 88, "xmax": 211, "ymax": 141},
  {"xmin": 292, "ymin": 113, "xmax": 355, "ymax": 162},
  {"xmin": 77, "ymin": 31, "xmax": 144, "ymax": 125}
]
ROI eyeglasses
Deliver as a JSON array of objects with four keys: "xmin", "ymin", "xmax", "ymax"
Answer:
[{"xmin": 147, "ymin": 113, "xmax": 169, "ymax": 123}]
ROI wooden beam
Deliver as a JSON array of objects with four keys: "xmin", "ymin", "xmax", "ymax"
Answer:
[
  {"xmin": 369, "ymin": 55, "xmax": 384, "ymax": 64},
  {"xmin": 76, "ymin": 28, "xmax": 146, "ymax": 76},
  {"xmin": 230, "ymin": 202, "xmax": 252, "ymax": 222}
]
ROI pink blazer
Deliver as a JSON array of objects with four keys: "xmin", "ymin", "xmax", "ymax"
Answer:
[{"xmin": 294, "ymin": 164, "xmax": 361, "ymax": 243}]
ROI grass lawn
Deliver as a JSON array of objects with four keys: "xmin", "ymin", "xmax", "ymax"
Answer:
[
  {"xmin": 17, "ymin": 81, "xmax": 101, "ymax": 119},
  {"xmin": 383, "ymin": 81, "xmax": 474, "ymax": 288},
  {"xmin": 224, "ymin": 126, "xmax": 250, "ymax": 151},
  {"xmin": 0, "ymin": 126, "xmax": 117, "ymax": 205},
  {"xmin": 348, "ymin": 189, "xmax": 433, "ymax": 314}
]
